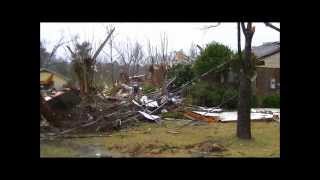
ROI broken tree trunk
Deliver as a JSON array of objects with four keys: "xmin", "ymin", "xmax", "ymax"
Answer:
[{"xmin": 70, "ymin": 28, "xmax": 115, "ymax": 98}]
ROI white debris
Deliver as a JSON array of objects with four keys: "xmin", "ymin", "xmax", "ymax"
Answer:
[
  {"xmin": 192, "ymin": 111, "xmax": 220, "ymax": 117},
  {"xmin": 170, "ymin": 96, "xmax": 182, "ymax": 104},
  {"xmin": 138, "ymin": 111, "xmax": 160, "ymax": 121},
  {"xmin": 44, "ymin": 96, "xmax": 52, "ymax": 101},
  {"xmin": 198, "ymin": 106, "xmax": 223, "ymax": 113},
  {"xmin": 251, "ymin": 108, "xmax": 280, "ymax": 113},
  {"xmin": 192, "ymin": 111, "xmax": 274, "ymax": 122},
  {"xmin": 140, "ymin": 96, "xmax": 159, "ymax": 108}
]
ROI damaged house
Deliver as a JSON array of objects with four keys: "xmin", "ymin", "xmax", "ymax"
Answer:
[
  {"xmin": 252, "ymin": 41, "xmax": 280, "ymax": 96},
  {"xmin": 195, "ymin": 41, "xmax": 280, "ymax": 97}
]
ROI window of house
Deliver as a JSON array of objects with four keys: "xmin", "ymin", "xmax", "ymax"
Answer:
[{"xmin": 270, "ymin": 78, "xmax": 276, "ymax": 89}]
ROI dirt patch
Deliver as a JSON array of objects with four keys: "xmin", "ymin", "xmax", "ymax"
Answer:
[
  {"xmin": 108, "ymin": 142, "xmax": 180, "ymax": 157},
  {"xmin": 199, "ymin": 141, "xmax": 226, "ymax": 152},
  {"xmin": 186, "ymin": 140, "xmax": 227, "ymax": 153}
]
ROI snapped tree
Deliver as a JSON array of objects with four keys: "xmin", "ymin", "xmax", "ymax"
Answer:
[{"xmin": 66, "ymin": 27, "xmax": 115, "ymax": 97}]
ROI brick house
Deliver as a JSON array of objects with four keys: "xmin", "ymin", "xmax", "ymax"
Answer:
[{"xmin": 252, "ymin": 42, "xmax": 280, "ymax": 97}]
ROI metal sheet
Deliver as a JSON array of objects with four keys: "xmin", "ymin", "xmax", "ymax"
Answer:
[{"xmin": 138, "ymin": 111, "xmax": 160, "ymax": 121}]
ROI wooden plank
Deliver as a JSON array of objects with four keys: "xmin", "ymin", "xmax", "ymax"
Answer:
[{"xmin": 183, "ymin": 111, "xmax": 218, "ymax": 123}]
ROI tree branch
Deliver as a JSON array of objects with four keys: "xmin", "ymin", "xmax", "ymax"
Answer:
[
  {"xmin": 48, "ymin": 37, "xmax": 65, "ymax": 63},
  {"xmin": 240, "ymin": 22, "xmax": 247, "ymax": 36},
  {"xmin": 264, "ymin": 22, "xmax": 280, "ymax": 32},
  {"xmin": 196, "ymin": 44, "xmax": 203, "ymax": 53},
  {"xmin": 66, "ymin": 45, "xmax": 75, "ymax": 57},
  {"xmin": 92, "ymin": 27, "xmax": 115, "ymax": 61},
  {"xmin": 237, "ymin": 22, "xmax": 241, "ymax": 58}
]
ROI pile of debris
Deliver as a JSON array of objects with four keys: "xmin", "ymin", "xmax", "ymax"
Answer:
[
  {"xmin": 40, "ymin": 68, "xmax": 279, "ymax": 140},
  {"xmin": 40, "ymin": 78, "xmax": 183, "ymax": 139}
]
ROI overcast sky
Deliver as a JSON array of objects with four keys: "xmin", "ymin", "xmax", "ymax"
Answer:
[{"xmin": 40, "ymin": 22, "xmax": 280, "ymax": 60}]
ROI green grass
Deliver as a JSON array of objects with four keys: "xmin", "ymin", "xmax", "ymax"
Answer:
[
  {"xmin": 40, "ymin": 145, "xmax": 78, "ymax": 157},
  {"xmin": 40, "ymin": 121, "xmax": 280, "ymax": 157}
]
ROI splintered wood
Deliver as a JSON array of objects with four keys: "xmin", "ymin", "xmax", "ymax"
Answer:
[{"xmin": 183, "ymin": 111, "xmax": 219, "ymax": 123}]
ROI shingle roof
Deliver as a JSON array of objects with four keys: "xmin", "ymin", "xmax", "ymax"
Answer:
[{"xmin": 252, "ymin": 41, "xmax": 280, "ymax": 60}]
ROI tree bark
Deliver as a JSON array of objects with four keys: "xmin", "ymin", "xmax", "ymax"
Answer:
[{"xmin": 237, "ymin": 22, "xmax": 254, "ymax": 139}]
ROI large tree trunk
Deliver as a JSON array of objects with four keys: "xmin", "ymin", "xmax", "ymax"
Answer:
[
  {"xmin": 237, "ymin": 70, "xmax": 252, "ymax": 139},
  {"xmin": 237, "ymin": 22, "xmax": 254, "ymax": 139}
]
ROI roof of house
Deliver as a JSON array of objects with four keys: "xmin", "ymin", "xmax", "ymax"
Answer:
[
  {"xmin": 252, "ymin": 41, "xmax": 280, "ymax": 68},
  {"xmin": 252, "ymin": 41, "xmax": 280, "ymax": 60},
  {"xmin": 40, "ymin": 68, "xmax": 70, "ymax": 81}
]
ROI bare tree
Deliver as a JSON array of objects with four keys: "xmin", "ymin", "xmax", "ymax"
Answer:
[
  {"xmin": 114, "ymin": 40, "xmax": 132, "ymax": 75},
  {"xmin": 131, "ymin": 42, "xmax": 144, "ymax": 76},
  {"xmin": 160, "ymin": 32, "xmax": 168, "ymax": 65},
  {"xmin": 41, "ymin": 36, "xmax": 69, "ymax": 68},
  {"xmin": 201, "ymin": 22, "xmax": 257, "ymax": 139},
  {"xmin": 147, "ymin": 39, "xmax": 156, "ymax": 65},
  {"xmin": 114, "ymin": 39, "xmax": 145, "ymax": 77},
  {"xmin": 237, "ymin": 22, "xmax": 255, "ymax": 139}
]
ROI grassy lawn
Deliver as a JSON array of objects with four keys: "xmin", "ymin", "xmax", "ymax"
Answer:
[{"xmin": 40, "ymin": 120, "xmax": 280, "ymax": 157}]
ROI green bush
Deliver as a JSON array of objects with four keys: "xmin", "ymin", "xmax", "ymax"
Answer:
[
  {"xmin": 262, "ymin": 95, "xmax": 280, "ymax": 108},
  {"xmin": 190, "ymin": 81, "xmax": 216, "ymax": 106},
  {"xmin": 167, "ymin": 64, "xmax": 195, "ymax": 87},
  {"xmin": 251, "ymin": 95, "xmax": 258, "ymax": 108},
  {"xmin": 193, "ymin": 42, "xmax": 234, "ymax": 76},
  {"xmin": 221, "ymin": 88, "xmax": 239, "ymax": 109},
  {"xmin": 190, "ymin": 81, "xmax": 238, "ymax": 108},
  {"xmin": 189, "ymin": 81, "xmax": 260, "ymax": 109}
]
